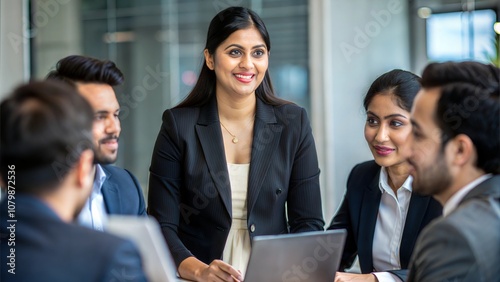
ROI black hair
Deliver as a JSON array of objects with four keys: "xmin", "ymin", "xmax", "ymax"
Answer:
[
  {"xmin": 46, "ymin": 55, "xmax": 124, "ymax": 86},
  {"xmin": 363, "ymin": 69, "xmax": 421, "ymax": 112},
  {"xmin": 421, "ymin": 61, "xmax": 500, "ymax": 174},
  {"xmin": 0, "ymin": 81, "xmax": 94, "ymax": 193},
  {"xmin": 175, "ymin": 6, "xmax": 288, "ymax": 108}
]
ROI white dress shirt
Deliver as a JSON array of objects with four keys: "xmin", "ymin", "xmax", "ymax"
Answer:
[
  {"xmin": 77, "ymin": 164, "xmax": 107, "ymax": 231},
  {"xmin": 443, "ymin": 174, "xmax": 492, "ymax": 216},
  {"xmin": 372, "ymin": 167, "xmax": 413, "ymax": 282}
]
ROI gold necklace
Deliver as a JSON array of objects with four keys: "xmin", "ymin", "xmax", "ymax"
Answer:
[
  {"xmin": 219, "ymin": 114, "xmax": 256, "ymax": 144},
  {"xmin": 220, "ymin": 121, "xmax": 239, "ymax": 144}
]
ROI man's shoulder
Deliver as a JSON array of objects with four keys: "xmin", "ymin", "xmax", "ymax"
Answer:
[
  {"xmin": 413, "ymin": 196, "xmax": 500, "ymax": 281},
  {"xmin": 420, "ymin": 196, "xmax": 500, "ymax": 257},
  {"xmin": 446, "ymin": 196, "xmax": 500, "ymax": 232},
  {"xmin": 101, "ymin": 165, "xmax": 137, "ymax": 184},
  {"xmin": 39, "ymin": 219, "xmax": 139, "ymax": 261},
  {"xmin": 1, "ymin": 218, "xmax": 143, "ymax": 282}
]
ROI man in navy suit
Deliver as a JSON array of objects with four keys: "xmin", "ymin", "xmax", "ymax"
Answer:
[
  {"xmin": 0, "ymin": 81, "xmax": 146, "ymax": 282},
  {"xmin": 47, "ymin": 55, "xmax": 146, "ymax": 230}
]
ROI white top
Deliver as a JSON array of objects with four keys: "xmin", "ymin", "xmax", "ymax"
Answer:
[
  {"xmin": 222, "ymin": 163, "xmax": 251, "ymax": 277},
  {"xmin": 372, "ymin": 167, "xmax": 413, "ymax": 282},
  {"xmin": 443, "ymin": 174, "xmax": 492, "ymax": 216},
  {"xmin": 77, "ymin": 164, "xmax": 107, "ymax": 231}
]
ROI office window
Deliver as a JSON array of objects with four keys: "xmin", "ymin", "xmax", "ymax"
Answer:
[{"xmin": 426, "ymin": 9, "xmax": 497, "ymax": 63}]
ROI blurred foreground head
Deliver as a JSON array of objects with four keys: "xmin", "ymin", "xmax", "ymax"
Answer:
[{"xmin": 1, "ymin": 80, "xmax": 94, "ymax": 196}]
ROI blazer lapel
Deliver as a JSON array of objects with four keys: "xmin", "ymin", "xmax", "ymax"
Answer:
[
  {"xmin": 357, "ymin": 172, "xmax": 381, "ymax": 272},
  {"xmin": 101, "ymin": 168, "xmax": 121, "ymax": 214},
  {"xmin": 195, "ymin": 97, "xmax": 232, "ymax": 218},
  {"xmin": 399, "ymin": 194, "xmax": 431, "ymax": 268},
  {"xmin": 247, "ymin": 99, "xmax": 282, "ymax": 215}
]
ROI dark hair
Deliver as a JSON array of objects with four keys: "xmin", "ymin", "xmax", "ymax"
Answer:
[
  {"xmin": 363, "ymin": 69, "xmax": 421, "ymax": 111},
  {"xmin": 421, "ymin": 61, "xmax": 500, "ymax": 174},
  {"xmin": 0, "ymin": 81, "xmax": 94, "ymax": 194},
  {"xmin": 46, "ymin": 55, "xmax": 124, "ymax": 86},
  {"xmin": 175, "ymin": 6, "xmax": 288, "ymax": 108}
]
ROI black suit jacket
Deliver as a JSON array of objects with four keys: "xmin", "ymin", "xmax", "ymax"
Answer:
[
  {"xmin": 101, "ymin": 164, "xmax": 146, "ymax": 216},
  {"xmin": 148, "ymin": 96, "xmax": 325, "ymax": 267},
  {"xmin": 327, "ymin": 161, "xmax": 442, "ymax": 281},
  {"xmin": 407, "ymin": 175, "xmax": 500, "ymax": 282},
  {"xmin": 0, "ymin": 195, "xmax": 146, "ymax": 282}
]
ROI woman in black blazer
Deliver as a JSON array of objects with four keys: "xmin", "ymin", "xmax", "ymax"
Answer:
[
  {"xmin": 328, "ymin": 70, "xmax": 442, "ymax": 282},
  {"xmin": 148, "ymin": 7, "xmax": 324, "ymax": 282}
]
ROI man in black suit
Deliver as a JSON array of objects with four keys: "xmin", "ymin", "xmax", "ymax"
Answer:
[
  {"xmin": 407, "ymin": 61, "xmax": 500, "ymax": 282},
  {"xmin": 47, "ymin": 55, "xmax": 146, "ymax": 230},
  {"xmin": 0, "ymin": 81, "xmax": 146, "ymax": 282}
]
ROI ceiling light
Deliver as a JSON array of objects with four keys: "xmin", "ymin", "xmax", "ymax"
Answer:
[
  {"xmin": 494, "ymin": 22, "xmax": 500, "ymax": 35},
  {"xmin": 417, "ymin": 7, "xmax": 432, "ymax": 19}
]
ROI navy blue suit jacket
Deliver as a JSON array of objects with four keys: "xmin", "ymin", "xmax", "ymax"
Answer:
[
  {"xmin": 101, "ymin": 165, "xmax": 146, "ymax": 216},
  {"xmin": 148, "ymin": 96, "xmax": 325, "ymax": 267},
  {"xmin": 0, "ymin": 195, "xmax": 147, "ymax": 282},
  {"xmin": 328, "ymin": 161, "xmax": 442, "ymax": 281}
]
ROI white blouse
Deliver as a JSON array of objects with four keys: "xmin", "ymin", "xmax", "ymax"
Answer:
[{"xmin": 222, "ymin": 163, "xmax": 251, "ymax": 277}]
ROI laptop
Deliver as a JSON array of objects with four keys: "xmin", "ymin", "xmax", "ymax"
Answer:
[
  {"xmin": 105, "ymin": 215, "xmax": 178, "ymax": 282},
  {"xmin": 243, "ymin": 229, "xmax": 347, "ymax": 282},
  {"xmin": 106, "ymin": 216, "xmax": 346, "ymax": 282}
]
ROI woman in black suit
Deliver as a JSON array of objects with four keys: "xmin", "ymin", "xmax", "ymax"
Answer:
[
  {"xmin": 148, "ymin": 7, "xmax": 324, "ymax": 282},
  {"xmin": 328, "ymin": 70, "xmax": 442, "ymax": 282}
]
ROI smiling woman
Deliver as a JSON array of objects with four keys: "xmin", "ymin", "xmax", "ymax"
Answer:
[
  {"xmin": 147, "ymin": 6, "xmax": 324, "ymax": 282},
  {"xmin": 328, "ymin": 69, "xmax": 442, "ymax": 282}
]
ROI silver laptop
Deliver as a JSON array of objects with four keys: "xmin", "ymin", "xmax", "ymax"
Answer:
[
  {"xmin": 105, "ymin": 215, "xmax": 178, "ymax": 282},
  {"xmin": 244, "ymin": 229, "xmax": 347, "ymax": 282}
]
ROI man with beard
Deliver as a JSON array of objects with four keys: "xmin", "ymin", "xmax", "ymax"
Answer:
[
  {"xmin": 407, "ymin": 61, "xmax": 500, "ymax": 282},
  {"xmin": 0, "ymin": 81, "xmax": 146, "ymax": 282},
  {"xmin": 47, "ymin": 55, "xmax": 146, "ymax": 231}
]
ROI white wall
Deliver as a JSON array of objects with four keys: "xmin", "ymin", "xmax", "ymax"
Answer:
[
  {"xmin": 0, "ymin": 0, "xmax": 29, "ymax": 99},
  {"xmin": 310, "ymin": 0, "xmax": 412, "ymax": 223}
]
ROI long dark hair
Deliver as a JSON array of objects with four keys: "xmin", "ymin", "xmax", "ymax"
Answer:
[
  {"xmin": 363, "ymin": 69, "xmax": 421, "ymax": 112},
  {"xmin": 175, "ymin": 6, "xmax": 288, "ymax": 108}
]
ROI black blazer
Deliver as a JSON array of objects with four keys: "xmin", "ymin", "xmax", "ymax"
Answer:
[
  {"xmin": 328, "ymin": 160, "xmax": 442, "ymax": 281},
  {"xmin": 101, "ymin": 165, "xmax": 146, "ymax": 216},
  {"xmin": 0, "ymin": 195, "xmax": 147, "ymax": 282},
  {"xmin": 148, "ymin": 96, "xmax": 325, "ymax": 267}
]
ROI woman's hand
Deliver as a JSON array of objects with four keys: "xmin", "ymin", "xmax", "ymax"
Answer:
[
  {"xmin": 335, "ymin": 272, "xmax": 378, "ymax": 282},
  {"xmin": 196, "ymin": 260, "xmax": 242, "ymax": 282},
  {"xmin": 179, "ymin": 257, "xmax": 242, "ymax": 282}
]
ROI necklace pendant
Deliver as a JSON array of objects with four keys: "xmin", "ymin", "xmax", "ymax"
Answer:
[{"xmin": 232, "ymin": 137, "xmax": 239, "ymax": 144}]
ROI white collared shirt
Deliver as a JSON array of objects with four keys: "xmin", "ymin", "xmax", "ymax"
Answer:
[
  {"xmin": 443, "ymin": 174, "xmax": 492, "ymax": 216},
  {"xmin": 77, "ymin": 164, "xmax": 107, "ymax": 231},
  {"xmin": 372, "ymin": 167, "xmax": 413, "ymax": 282}
]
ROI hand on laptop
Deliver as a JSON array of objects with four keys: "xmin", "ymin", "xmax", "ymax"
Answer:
[
  {"xmin": 198, "ymin": 260, "xmax": 242, "ymax": 282},
  {"xmin": 335, "ymin": 272, "xmax": 378, "ymax": 282},
  {"xmin": 179, "ymin": 257, "xmax": 243, "ymax": 282}
]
